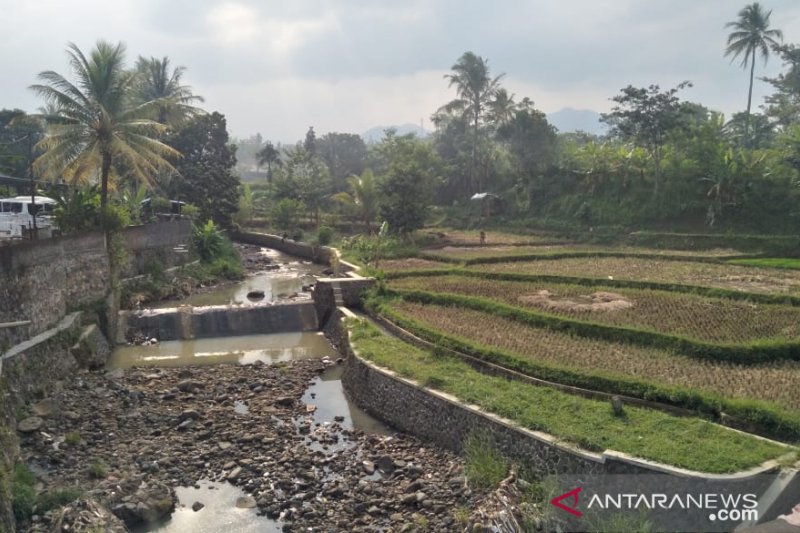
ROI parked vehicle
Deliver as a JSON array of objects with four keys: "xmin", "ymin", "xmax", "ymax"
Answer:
[{"xmin": 0, "ymin": 196, "xmax": 56, "ymax": 238}]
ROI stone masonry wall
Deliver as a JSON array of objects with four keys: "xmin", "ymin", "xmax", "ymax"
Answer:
[
  {"xmin": 119, "ymin": 219, "xmax": 193, "ymax": 278},
  {"xmin": 230, "ymin": 230, "xmax": 337, "ymax": 265},
  {"xmin": 0, "ymin": 232, "xmax": 109, "ymax": 350},
  {"xmin": 312, "ymin": 278, "xmax": 375, "ymax": 329}
]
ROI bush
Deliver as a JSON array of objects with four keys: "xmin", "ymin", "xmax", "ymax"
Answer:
[
  {"xmin": 317, "ymin": 226, "xmax": 333, "ymax": 246},
  {"xmin": 192, "ymin": 220, "xmax": 224, "ymax": 261},
  {"xmin": 270, "ymin": 198, "xmax": 304, "ymax": 229}
]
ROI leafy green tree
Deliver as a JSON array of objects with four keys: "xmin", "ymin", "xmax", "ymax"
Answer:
[
  {"xmin": 133, "ymin": 56, "xmax": 204, "ymax": 127},
  {"xmin": 317, "ymin": 132, "xmax": 368, "ymax": 191},
  {"xmin": 725, "ymin": 2, "xmax": 783, "ymax": 146},
  {"xmin": 376, "ymin": 133, "xmax": 441, "ymax": 235},
  {"xmin": 271, "ymin": 146, "xmax": 331, "ymax": 227},
  {"xmin": 724, "ymin": 111, "xmax": 775, "ymax": 149},
  {"xmin": 601, "ymin": 82, "xmax": 691, "ymax": 196},
  {"xmin": 303, "ymin": 126, "xmax": 317, "ymax": 154},
  {"xmin": 496, "ymin": 107, "xmax": 558, "ymax": 208},
  {"xmin": 763, "ymin": 44, "xmax": 800, "ymax": 129},
  {"xmin": 439, "ymin": 52, "xmax": 504, "ymax": 195},
  {"xmin": 256, "ymin": 140, "xmax": 281, "ymax": 181},
  {"xmin": 0, "ymin": 109, "xmax": 45, "ymax": 178},
  {"xmin": 166, "ymin": 111, "xmax": 239, "ymax": 227},
  {"xmin": 30, "ymin": 41, "xmax": 178, "ymax": 209}
]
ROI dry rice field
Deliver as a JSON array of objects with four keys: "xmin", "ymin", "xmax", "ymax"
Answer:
[
  {"xmin": 389, "ymin": 274, "xmax": 800, "ymax": 343},
  {"xmin": 478, "ymin": 256, "xmax": 800, "ymax": 295},
  {"xmin": 389, "ymin": 301, "xmax": 800, "ymax": 410}
]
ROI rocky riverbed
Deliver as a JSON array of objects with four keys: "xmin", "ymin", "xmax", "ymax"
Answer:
[{"xmin": 17, "ymin": 359, "xmax": 492, "ymax": 532}]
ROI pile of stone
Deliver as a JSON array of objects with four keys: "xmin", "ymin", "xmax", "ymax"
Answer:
[{"xmin": 16, "ymin": 360, "xmax": 499, "ymax": 531}]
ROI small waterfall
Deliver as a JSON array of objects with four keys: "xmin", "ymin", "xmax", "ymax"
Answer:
[{"xmin": 178, "ymin": 306, "xmax": 195, "ymax": 340}]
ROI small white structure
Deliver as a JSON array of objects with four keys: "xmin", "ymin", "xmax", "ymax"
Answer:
[{"xmin": 0, "ymin": 196, "xmax": 56, "ymax": 239}]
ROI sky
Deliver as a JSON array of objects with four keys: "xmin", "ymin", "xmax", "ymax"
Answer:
[{"xmin": 2, "ymin": 0, "xmax": 800, "ymax": 142}]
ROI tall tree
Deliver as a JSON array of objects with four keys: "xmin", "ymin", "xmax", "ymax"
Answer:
[
  {"xmin": 30, "ymin": 41, "xmax": 178, "ymax": 208},
  {"xmin": 489, "ymin": 88, "xmax": 518, "ymax": 128},
  {"xmin": 166, "ymin": 112, "xmax": 239, "ymax": 227},
  {"xmin": 134, "ymin": 56, "xmax": 204, "ymax": 127},
  {"xmin": 439, "ymin": 52, "xmax": 504, "ymax": 195},
  {"xmin": 601, "ymin": 82, "xmax": 691, "ymax": 196},
  {"xmin": 725, "ymin": 2, "xmax": 783, "ymax": 146},
  {"xmin": 376, "ymin": 132, "xmax": 441, "ymax": 236},
  {"xmin": 317, "ymin": 132, "xmax": 368, "ymax": 192},
  {"xmin": 256, "ymin": 140, "xmax": 281, "ymax": 181},
  {"xmin": 763, "ymin": 44, "xmax": 800, "ymax": 128},
  {"xmin": 303, "ymin": 126, "xmax": 317, "ymax": 154}
]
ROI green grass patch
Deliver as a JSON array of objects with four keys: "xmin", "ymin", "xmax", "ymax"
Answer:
[
  {"xmin": 348, "ymin": 319, "xmax": 791, "ymax": 473},
  {"xmin": 464, "ymin": 431, "xmax": 509, "ymax": 489},
  {"xmin": 728, "ymin": 258, "xmax": 800, "ymax": 270}
]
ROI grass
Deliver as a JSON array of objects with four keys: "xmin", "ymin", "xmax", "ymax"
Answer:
[
  {"xmin": 378, "ymin": 258, "xmax": 452, "ymax": 272},
  {"xmin": 11, "ymin": 463, "xmax": 84, "ymax": 521},
  {"xmin": 388, "ymin": 274, "xmax": 800, "ymax": 344},
  {"xmin": 464, "ymin": 431, "xmax": 510, "ymax": 490},
  {"xmin": 348, "ymin": 319, "xmax": 792, "ymax": 473},
  {"xmin": 479, "ymin": 256, "xmax": 800, "ymax": 295},
  {"xmin": 386, "ymin": 300, "xmax": 800, "ymax": 411},
  {"xmin": 728, "ymin": 258, "xmax": 800, "ymax": 270}
]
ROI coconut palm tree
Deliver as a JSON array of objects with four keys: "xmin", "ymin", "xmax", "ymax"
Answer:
[
  {"xmin": 488, "ymin": 88, "xmax": 518, "ymax": 128},
  {"xmin": 439, "ymin": 52, "xmax": 504, "ymax": 194},
  {"xmin": 134, "ymin": 56, "xmax": 204, "ymax": 127},
  {"xmin": 30, "ymin": 41, "xmax": 179, "ymax": 209},
  {"xmin": 725, "ymin": 2, "xmax": 783, "ymax": 146}
]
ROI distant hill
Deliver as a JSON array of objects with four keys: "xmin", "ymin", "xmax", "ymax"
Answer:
[
  {"xmin": 361, "ymin": 123, "xmax": 431, "ymax": 144},
  {"xmin": 546, "ymin": 108, "xmax": 606, "ymax": 135}
]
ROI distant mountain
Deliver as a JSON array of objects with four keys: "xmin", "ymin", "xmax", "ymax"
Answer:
[
  {"xmin": 361, "ymin": 123, "xmax": 431, "ymax": 144},
  {"xmin": 546, "ymin": 108, "xmax": 606, "ymax": 135}
]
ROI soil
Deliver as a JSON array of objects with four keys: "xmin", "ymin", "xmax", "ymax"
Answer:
[{"xmin": 519, "ymin": 289, "xmax": 634, "ymax": 312}]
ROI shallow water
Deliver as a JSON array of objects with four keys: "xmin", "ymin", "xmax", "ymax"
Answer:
[
  {"xmin": 108, "ymin": 332, "xmax": 337, "ymax": 368},
  {"xmin": 152, "ymin": 248, "xmax": 326, "ymax": 308},
  {"xmin": 139, "ymin": 480, "xmax": 282, "ymax": 533}
]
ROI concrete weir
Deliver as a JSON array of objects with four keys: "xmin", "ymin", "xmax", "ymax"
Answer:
[{"xmin": 116, "ymin": 302, "xmax": 319, "ymax": 344}]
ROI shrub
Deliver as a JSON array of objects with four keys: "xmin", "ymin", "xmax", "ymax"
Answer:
[
  {"xmin": 317, "ymin": 226, "xmax": 333, "ymax": 246},
  {"xmin": 12, "ymin": 464, "xmax": 35, "ymax": 521},
  {"xmin": 192, "ymin": 220, "xmax": 224, "ymax": 261}
]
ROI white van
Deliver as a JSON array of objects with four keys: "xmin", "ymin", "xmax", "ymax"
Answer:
[{"xmin": 0, "ymin": 196, "xmax": 56, "ymax": 238}]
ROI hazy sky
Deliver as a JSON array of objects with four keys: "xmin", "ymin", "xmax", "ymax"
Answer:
[{"xmin": 3, "ymin": 0, "xmax": 800, "ymax": 142}]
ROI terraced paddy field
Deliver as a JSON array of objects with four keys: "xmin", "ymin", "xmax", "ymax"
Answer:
[
  {"xmin": 382, "ymin": 300, "xmax": 800, "ymax": 412},
  {"xmin": 388, "ymin": 274, "xmax": 800, "ymax": 344},
  {"xmin": 479, "ymin": 256, "xmax": 800, "ymax": 295},
  {"xmin": 378, "ymin": 258, "xmax": 453, "ymax": 272},
  {"xmin": 349, "ymin": 319, "xmax": 793, "ymax": 473},
  {"xmin": 421, "ymin": 228, "xmax": 561, "ymax": 245},
  {"xmin": 422, "ymin": 245, "xmax": 746, "ymax": 262}
]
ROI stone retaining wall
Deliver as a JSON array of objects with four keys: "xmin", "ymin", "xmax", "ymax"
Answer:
[
  {"xmin": 119, "ymin": 219, "xmax": 193, "ymax": 278},
  {"xmin": 0, "ymin": 221, "xmax": 194, "ymax": 351},
  {"xmin": 117, "ymin": 302, "xmax": 319, "ymax": 343},
  {"xmin": 313, "ymin": 278, "xmax": 375, "ymax": 329},
  {"xmin": 0, "ymin": 233, "xmax": 109, "ymax": 350},
  {"xmin": 230, "ymin": 230, "xmax": 337, "ymax": 265}
]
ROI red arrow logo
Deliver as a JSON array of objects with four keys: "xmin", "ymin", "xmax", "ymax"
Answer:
[{"xmin": 551, "ymin": 487, "xmax": 583, "ymax": 517}]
